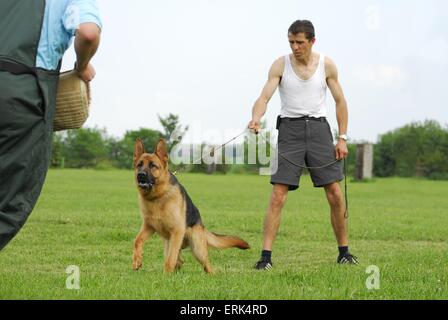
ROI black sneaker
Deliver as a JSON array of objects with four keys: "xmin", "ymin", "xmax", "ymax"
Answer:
[
  {"xmin": 337, "ymin": 253, "xmax": 359, "ymax": 265},
  {"xmin": 254, "ymin": 258, "xmax": 273, "ymax": 270}
]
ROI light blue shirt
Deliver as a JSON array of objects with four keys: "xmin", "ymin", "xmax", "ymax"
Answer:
[{"xmin": 36, "ymin": 0, "xmax": 102, "ymax": 70}]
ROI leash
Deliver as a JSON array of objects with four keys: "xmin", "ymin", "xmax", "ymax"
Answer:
[
  {"xmin": 172, "ymin": 128, "xmax": 349, "ymax": 219},
  {"xmin": 172, "ymin": 129, "xmax": 247, "ymax": 175}
]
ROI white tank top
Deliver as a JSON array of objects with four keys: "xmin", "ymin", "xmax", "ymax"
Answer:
[{"xmin": 279, "ymin": 53, "xmax": 327, "ymax": 118}]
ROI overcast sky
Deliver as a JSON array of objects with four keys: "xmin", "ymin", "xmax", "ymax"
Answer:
[{"xmin": 62, "ymin": 0, "xmax": 448, "ymax": 144}]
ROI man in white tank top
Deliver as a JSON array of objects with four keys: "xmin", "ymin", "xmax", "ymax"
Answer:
[{"xmin": 248, "ymin": 20, "xmax": 358, "ymax": 269}]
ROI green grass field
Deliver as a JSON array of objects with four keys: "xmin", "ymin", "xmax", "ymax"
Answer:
[{"xmin": 0, "ymin": 169, "xmax": 447, "ymax": 299}]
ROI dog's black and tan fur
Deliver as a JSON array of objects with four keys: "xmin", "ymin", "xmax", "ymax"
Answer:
[{"xmin": 132, "ymin": 138, "xmax": 249, "ymax": 274}]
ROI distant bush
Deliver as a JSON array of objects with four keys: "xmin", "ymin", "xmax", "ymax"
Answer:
[{"xmin": 374, "ymin": 120, "xmax": 448, "ymax": 179}]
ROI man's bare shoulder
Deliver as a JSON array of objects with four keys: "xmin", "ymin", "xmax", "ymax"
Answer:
[
  {"xmin": 269, "ymin": 56, "xmax": 286, "ymax": 77},
  {"xmin": 324, "ymin": 56, "xmax": 338, "ymax": 78},
  {"xmin": 273, "ymin": 55, "xmax": 286, "ymax": 65}
]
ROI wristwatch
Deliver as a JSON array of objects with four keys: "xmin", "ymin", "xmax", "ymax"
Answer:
[{"xmin": 338, "ymin": 134, "xmax": 348, "ymax": 141}]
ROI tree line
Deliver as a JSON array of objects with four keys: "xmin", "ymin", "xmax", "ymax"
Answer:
[{"xmin": 51, "ymin": 116, "xmax": 448, "ymax": 180}]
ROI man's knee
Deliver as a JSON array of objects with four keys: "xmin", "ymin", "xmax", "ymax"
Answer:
[
  {"xmin": 271, "ymin": 184, "xmax": 288, "ymax": 208},
  {"xmin": 324, "ymin": 183, "xmax": 344, "ymax": 205}
]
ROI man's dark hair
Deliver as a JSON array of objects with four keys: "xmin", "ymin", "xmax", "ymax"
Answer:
[{"xmin": 288, "ymin": 20, "xmax": 315, "ymax": 40}]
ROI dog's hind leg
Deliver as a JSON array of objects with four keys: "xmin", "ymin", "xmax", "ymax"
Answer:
[
  {"xmin": 133, "ymin": 224, "xmax": 154, "ymax": 271},
  {"xmin": 164, "ymin": 230, "xmax": 185, "ymax": 273},
  {"xmin": 189, "ymin": 225, "xmax": 214, "ymax": 274}
]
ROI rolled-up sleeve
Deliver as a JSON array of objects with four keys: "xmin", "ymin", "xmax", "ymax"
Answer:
[{"xmin": 63, "ymin": 0, "xmax": 102, "ymax": 36}]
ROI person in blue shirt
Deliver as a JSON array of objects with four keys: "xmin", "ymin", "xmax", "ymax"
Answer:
[
  {"xmin": 38, "ymin": 0, "xmax": 102, "ymax": 80},
  {"xmin": 0, "ymin": 0, "xmax": 102, "ymax": 250}
]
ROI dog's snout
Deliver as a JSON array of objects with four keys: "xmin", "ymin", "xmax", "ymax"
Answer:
[
  {"xmin": 137, "ymin": 172, "xmax": 147, "ymax": 180},
  {"xmin": 137, "ymin": 170, "xmax": 155, "ymax": 190}
]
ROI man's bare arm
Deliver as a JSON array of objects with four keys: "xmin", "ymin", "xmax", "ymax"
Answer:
[
  {"xmin": 74, "ymin": 22, "xmax": 101, "ymax": 82},
  {"xmin": 248, "ymin": 57, "xmax": 284, "ymax": 133},
  {"xmin": 326, "ymin": 57, "xmax": 348, "ymax": 159}
]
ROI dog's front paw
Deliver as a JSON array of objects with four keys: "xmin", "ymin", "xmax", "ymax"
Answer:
[
  {"xmin": 163, "ymin": 263, "xmax": 177, "ymax": 274},
  {"xmin": 175, "ymin": 258, "xmax": 184, "ymax": 270},
  {"xmin": 133, "ymin": 256, "xmax": 143, "ymax": 271}
]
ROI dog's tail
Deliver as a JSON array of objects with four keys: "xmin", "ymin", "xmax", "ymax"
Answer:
[{"xmin": 205, "ymin": 230, "xmax": 250, "ymax": 250}]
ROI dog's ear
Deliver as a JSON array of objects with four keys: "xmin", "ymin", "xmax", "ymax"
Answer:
[
  {"xmin": 134, "ymin": 138, "xmax": 145, "ymax": 167},
  {"xmin": 155, "ymin": 138, "xmax": 169, "ymax": 166}
]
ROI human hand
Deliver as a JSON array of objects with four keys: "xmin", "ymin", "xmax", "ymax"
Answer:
[
  {"xmin": 75, "ymin": 63, "xmax": 96, "ymax": 82},
  {"xmin": 248, "ymin": 119, "xmax": 261, "ymax": 134},
  {"xmin": 335, "ymin": 140, "xmax": 348, "ymax": 160}
]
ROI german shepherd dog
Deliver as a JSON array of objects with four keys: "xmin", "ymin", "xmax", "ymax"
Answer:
[{"xmin": 132, "ymin": 138, "xmax": 250, "ymax": 274}]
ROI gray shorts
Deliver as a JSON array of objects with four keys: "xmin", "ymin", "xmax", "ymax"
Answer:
[{"xmin": 270, "ymin": 116, "xmax": 343, "ymax": 190}]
